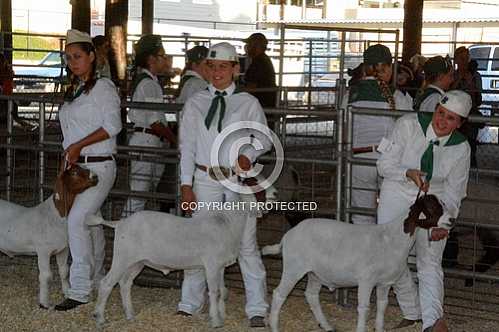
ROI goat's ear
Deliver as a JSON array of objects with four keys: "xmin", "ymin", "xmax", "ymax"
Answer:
[
  {"xmin": 62, "ymin": 172, "xmax": 78, "ymax": 211},
  {"xmin": 53, "ymin": 171, "xmax": 67, "ymax": 218},
  {"xmin": 403, "ymin": 217, "xmax": 416, "ymax": 236}
]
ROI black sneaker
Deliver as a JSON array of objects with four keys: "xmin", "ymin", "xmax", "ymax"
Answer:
[
  {"xmin": 54, "ymin": 298, "xmax": 87, "ymax": 311},
  {"xmin": 176, "ymin": 310, "xmax": 192, "ymax": 317},
  {"xmin": 249, "ymin": 316, "xmax": 266, "ymax": 328}
]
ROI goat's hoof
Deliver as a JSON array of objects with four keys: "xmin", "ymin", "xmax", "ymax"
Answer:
[
  {"xmin": 96, "ymin": 321, "xmax": 106, "ymax": 329},
  {"xmin": 93, "ymin": 312, "xmax": 106, "ymax": 326},
  {"xmin": 320, "ymin": 323, "xmax": 335, "ymax": 332},
  {"xmin": 125, "ymin": 314, "xmax": 135, "ymax": 321},
  {"xmin": 210, "ymin": 318, "xmax": 224, "ymax": 328}
]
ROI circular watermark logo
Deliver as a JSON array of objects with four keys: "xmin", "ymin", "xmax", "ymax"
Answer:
[{"xmin": 209, "ymin": 121, "xmax": 284, "ymax": 194}]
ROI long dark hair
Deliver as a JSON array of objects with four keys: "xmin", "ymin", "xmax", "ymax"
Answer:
[{"xmin": 64, "ymin": 42, "xmax": 97, "ymax": 101}]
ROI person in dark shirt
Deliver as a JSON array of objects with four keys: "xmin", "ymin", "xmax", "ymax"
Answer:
[
  {"xmin": 408, "ymin": 54, "xmax": 427, "ymax": 98},
  {"xmin": 243, "ymin": 33, "xmax": 277, "ymax": 108},
  {"xmin": 452, "ymin": 46, "xmax": 483, "ymax": 168}
]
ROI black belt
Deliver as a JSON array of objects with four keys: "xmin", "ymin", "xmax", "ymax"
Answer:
[
  {"xmin": 77, "ymin": 156, "xmax": 114, "ymax": 163},
  {"xmin": 352, "ymin": 146, "xmax": 378, "ymax": 155},
  {"xmin": 134, "ymin": 127, "xmax": 163, "ymax": 141}
]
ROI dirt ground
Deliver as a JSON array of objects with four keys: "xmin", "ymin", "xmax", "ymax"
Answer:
[{"xmin": 1, "ymin": 256, "xmax": 498, "ymax": 332}]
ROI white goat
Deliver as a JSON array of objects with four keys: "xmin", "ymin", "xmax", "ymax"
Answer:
[
  {"xmin": 262, "ymin": 194, "xmax": 442, "ymax": 332},
  {"xmin": 0, "ymin": 165, "xmax": 98, "ymax": 309},
  {"xmin": 88, "ymin": 206, "xmax": 256, "ymax": 328}
]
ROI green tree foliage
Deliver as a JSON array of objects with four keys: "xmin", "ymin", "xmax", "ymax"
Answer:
[{"xmin": 13, "ymin": 31, "xmax": 60, "ymax": 61}]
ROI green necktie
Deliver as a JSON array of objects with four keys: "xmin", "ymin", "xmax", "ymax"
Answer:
[
  {"xmin": 205, "ymin": 90, "xmax": 227, "ymax": 132},
  {"xmin": 420, "ymin": 139, "xmax": 440, "ymax": 182},
  {"xmin": 73, "ymin": 84, "xmax": 85, "ymax": 100}
]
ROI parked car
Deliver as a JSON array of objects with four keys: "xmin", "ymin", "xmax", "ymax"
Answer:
[{"xmin": 13, "ymin": 51, "xmax": 65, "ymax": 92}]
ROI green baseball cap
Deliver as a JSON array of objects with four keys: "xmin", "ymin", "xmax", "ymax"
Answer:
[{"xmin": 363, "ymin": 44, "xmax": 392, "ymax": 65}]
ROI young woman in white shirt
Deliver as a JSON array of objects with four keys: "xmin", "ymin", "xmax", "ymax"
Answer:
[
  {"xmin": 54, "ymin": 29, "xmax": 122, "ymax": 311},
  {"xmin": 377, "ymin": 90, "xmax": 472, "ymax": 332},
  {"xmin": 123, "ymin": 34, "xmax": 176, "ymax": 216}
]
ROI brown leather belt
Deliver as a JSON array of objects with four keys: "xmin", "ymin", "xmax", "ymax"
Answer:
[
  {"xmin": 352, "ymin": 146, "xmax": 378, "ymax": 155},
  {"xmin": 196, "ymin": 164, "xmax": 234, "ymax": 181},
  {"xmin": 77, "ymin": 156, "xmax": 114, "ymax": 163},
  {"xmin": 195, "ymin": 164, "xmax": 208, "ymax": 172},
  {"xmin": 134, "ymin": 127, "xmax": 164, "ymax": 141}
]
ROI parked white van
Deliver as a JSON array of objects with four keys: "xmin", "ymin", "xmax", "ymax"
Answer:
[
  {"xmin": 469, "ymin": 45, "xmax": 499, "ymax": 143},
  {"xmin": 469, "ymin": 44, "xmax": 499, "ymax": 110}
]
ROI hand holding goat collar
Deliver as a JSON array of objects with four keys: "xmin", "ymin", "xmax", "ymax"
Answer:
[{"xmin": 403, "ymin": 193, "xmax": 443, "ymax": 236}]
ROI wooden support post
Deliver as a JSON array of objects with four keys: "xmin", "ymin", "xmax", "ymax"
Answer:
[
  {"xmin": 71, "ymin": 0, "xmax": 91, "ymax": 33},
  {"xmin": 105, "ymin": 0, "xmax": 128, "ymax": 83},
  {"xmin": 0, "ymin": 0, "xmax": 13, "ymax": 63},
  {"xmin": 402, "ymin": 0, "xmax": 424, "ymax": 64},
  {"xmin": 142, "ymin": 0, "xmax": 154, "ymax": 35}
]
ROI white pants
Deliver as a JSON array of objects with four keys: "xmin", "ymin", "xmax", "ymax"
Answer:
[
  {"xmin": 378, "ymin": 181, "xmax": 447, "ymax": 331},
  {"xmin": 351, "ymin": 151, "xmax": 379, "ymax": 225},
  {"xmin": 67, "ymin": 160, "xmax": 116, "ymax": 303},
  {"xmin": 177, "ymin": 169, "xmax": 269, "ymax": 318},
  {"xmin": 123, "ymin": 133, "xmax": 165, "ymax": 215}
]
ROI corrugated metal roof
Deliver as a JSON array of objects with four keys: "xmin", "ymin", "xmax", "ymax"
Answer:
[{"xmin": 259, "ymin": 17, "xmax": 499, "ymax": 26}]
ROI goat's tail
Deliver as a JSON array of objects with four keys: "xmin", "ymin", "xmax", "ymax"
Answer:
[
  {"xmin": 261, "ymin": 242, "xmax": 282, "ymax": 256},
  {"xmin": 85, "ymin": 214, "xmax": 118, "ymax": 229}
]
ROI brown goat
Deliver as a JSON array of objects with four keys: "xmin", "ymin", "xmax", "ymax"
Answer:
[{"xmin": 54, "ymin": 165, "xmax": 99, "ymax": 217}]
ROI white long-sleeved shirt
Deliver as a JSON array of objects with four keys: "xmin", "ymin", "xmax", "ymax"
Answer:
[
  {"xmin": 417, "ymin": 84, "xmax": 444, "ymax": 113},
  {"xmin": 59, "ymin": 78, "xmax": 122, "ymax": 155},
  {"xmin": 394, "ymin": 89, "xmax": 414, "ymax": 111},
  {"xmin": 128, "ymin": 68, "xmax": 166, "ymax": 127},
  {"xmin": 176, "ymin": 70, "xmax": 208, "ymax": 104},
  {"xmin": 377, "ymin": 113, "xmax": 470, "ymax": 228},
  {"xmin": 179, "ymin": 82, "xmax": 272, "ymax": 186}
]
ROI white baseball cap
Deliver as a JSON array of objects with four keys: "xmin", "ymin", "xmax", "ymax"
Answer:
[
  {"xmin": 438, "ymin": 90, "xmax": 472, "ymax": 118},
  {"xmin": 206, "ymin": 42, "xmax": 239, "ymax": 63},
  {"xmin": 66, "ymin": 29, "xmax": 93, "ymax": 46}
]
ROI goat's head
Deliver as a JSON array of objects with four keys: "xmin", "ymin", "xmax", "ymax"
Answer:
[
  {"xmin": 53, "ymin": 165, "xmax": 99, "ymax": 217},
  {"xmin": 403, "ymin": 194, "xmax": 443, "ymax": 236},
  {"xmin": 241, "ymin": 177, "xmax": 267, "ymax": 203}
]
